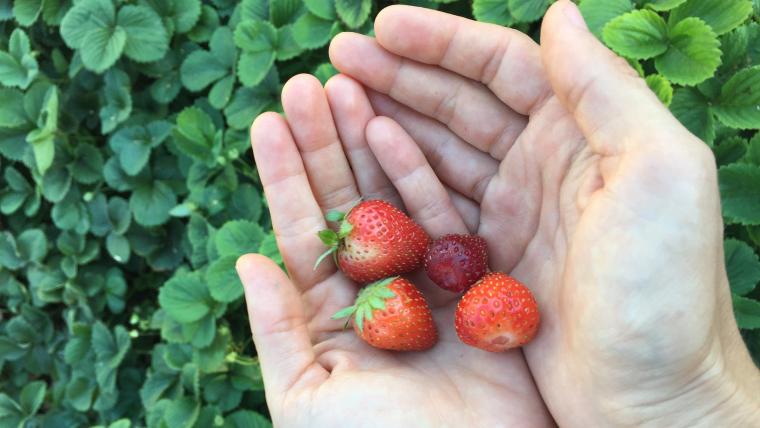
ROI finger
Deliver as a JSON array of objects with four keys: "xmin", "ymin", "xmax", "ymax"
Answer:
[
  {"xmin": 365, "ymin": 116, "xmax": 469, "ymax": 238},
  {"xmin": 541, "ymin": 1, "xmax": 694, "ymax": 157},
  {"xmin": 372, "ymin": 5, "xmax": 552, "ymax": 115},
  {"xmin": 330, "ymin": 33, "xmax": 527, "ymax": 158},
  {"xmin": 324, "ymin": 74, "xmax": 404, "ymax": 208},
  {"xmin": 367, "ymin": 89, "xmax": 499, "ymax": 199},
  {"xmin": 251, "ymin": 112, "xmax": 334, "ymax": 288},
  {"xmin": 282, "ymin": 74, "xmax": 361, "ymax": 213},
  {"xmin": 237, "ymin": 254, "xmax": 327, "ymax": 399},
  {"xmin": 448, "ymin": 189, "xmax": 480, "ymax": 234}
]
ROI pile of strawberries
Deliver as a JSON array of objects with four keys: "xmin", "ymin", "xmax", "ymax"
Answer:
[{"xmin": 317, "ymin": 200, "xmax": 540, "ymax": 353}]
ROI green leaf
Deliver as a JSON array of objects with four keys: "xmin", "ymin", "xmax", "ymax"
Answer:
[
  {"xmin": 65, "ymin": 377, "xmax": 95, "ymax": 412},
  {"xmin": 181, "ymin": 51, "xmax": 229, "ymax": 91},
  {"xmin": 13, "ymin": 0, "xmax": 42, "ymax": 26},
  {"xmin": 187, "ymin": 4, "xmax": 218, "ymax": 43},
  {"xmin": 335, "ymin": 0, "xmax": 371, "ymax": 29},
  {"xmin": 80, "ymin": 25, "xmax": 126, "ymax": 73},
  {"xmin": 508, "ymin": 0, "xmax": 550, "ymax": 23},
  {"xmin": 643, "ymin": 0, "xmax": 687, "ymax": 11},
  {"xmin": 473, "ymin": 0, "xmax": 514, "ymax": 26},
  {"xmin": 173, "ymin": 0, "xmax": 202, "ymax": 33},
  {"xmin": 602, "ymin": 10, "xmax": 668, "ymax": 59},
  {"xmin": 733, "ymin": 294, "xmax": 760, "ymax": 329},
  {"xmin": 269, "ymin": 0, "xmax": 303, "ymax": 26},
  {"xmin": 118, "ymin": 5, "xmax": 170, "ymax": 63},
  {"xmin": 215, "ymin": 220, "xmax": 266, "ymax": 257},
  {"xmin": 0, "ymin": 88, "xmax": 28, "ymax": 127},
  {"xmin": 40, "ymin": 166, "xmax": 70, "ymax": 204},
  {"xmin": 107, "ymin": 232, "xmax": 130, "ymax": 263},
  {"xmin": 224, "ymin": 410, "xmax": 272, "ymax": 428},
  {"xmin": 235, "ymin": 20, "xmax": 277, "ymax": 87},
  {"xmin": 92, "ymin": 322, "xmax": 131, "ymax": 369},
  {"xmin": 645, "ymin": 74, "xmax": 674, "ymax": 106},
  {"xmin": 719, "ymin": 163, "xmax": 760, "ymax": 224},
  {"xmin": 276, "ymin": 25, "xmax": 304, "ymax": 60},
  {"xmin": 109, "ymin": 126, "xmax": 153, "ymax": 175},
  {"xmin": 670, "ymin": 87, "xmax": 715, "ymax": 143},
  {"xmin": 130, "ymin": 180, "xmax": 177, "ymax": 227},
  {"xmin": 0, "ymin": 1, "xmax": 11, "ymax": 21},
  {"xmin": 259, "ymin": 232, "xmax": 283, "ymax": 266},
  {"xmin": 241, "ymin": 0, "xmax": 269, "ymax": 21},
  {"xmin": 313, "ymin": 62, "xmax": 338, "ymax": 85},
  {"xmin": 100, "ymin": 69, "xmax": 132, "ymax": 133},
  {"xmin": 159, "ymin": 272, "xmax": 212, "ymax": 323},
  {"xmin": 224, "ymin": 85, "xmax": 278, "ymax": 130},
  {"xmin": 206, "ymin": 255, "xmax": 244, "ymax": 302},
  {"xmin": 670, "ymin": 0, "xmax": 752, "ymax": 35},
  {"xmin": 228, "ymin": 183, "xmax": 263, "ymax": 221},
  {"xmin": 27, "ymin": 132, "xmax": 55, "ymax": 175},
  {"xmin": 292, "ymin": 12, "xmax": 337, "ymax": 50},
  {"xmin": 60, "ymin": 0, "xmax": 116, "ymax": 49},
  {"xmin": 19, "ymin": 380, "xmax": 46, "ymax": 415},
  {"xmin": 745, "ymin": 133, "xmax": 760, "ymax": 165},
  {"xmin": 715, "ymin": 136, "xmax": 748, "ymax": 165},
  {"xmin": 71, "ymin": 144, "xmax": 104, "ymax": 184},
  {"xmin": 0, "ymin": 232, "xmax": 23, "ymax": 270},
  {"xmin": 713, "ymin": 66, "xmax": 760, "ymax": 129},
  {"xmin": 725, "ymin": 239, "xmax": 760, "ymax": 296},
  {"xmin": 173, "ymin": 107, "xmax": 216, "ymax": 161},
  {"xmin": 579, "ymin": 0, "xmax": 633, "ymax": 38},
  {"xmin": 655, "ymin": 17, "xmax": 722, "ymax": 86},
  {"xmin": 17, "ymin": 228, "xmax": 47, "ymax": 262},
  {"xmin": 185, "ymin": 315, "xmax": 216, "ymax": 347},
  {"xmin": 305, "ymin": 0, "xmax": 336, "ymax": 20},
  {"xmin": 0, "ymin": 28, "xmax": 38, "ymax": 88},
  {"xmin": 164, "ymin": 397, "xmax": 200, "ymax": 428}
]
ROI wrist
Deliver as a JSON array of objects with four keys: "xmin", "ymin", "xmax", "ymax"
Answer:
[{"xmin": 655, "ymin": 324, "xmax": 760, "ymax": 426}]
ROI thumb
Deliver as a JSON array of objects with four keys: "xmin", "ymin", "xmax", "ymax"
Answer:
[
  {"xmin": 540, "ymin": 1, "xmax": 691, "ymax": 155},
  {"xmin": 236, "ymin": 254, "xmax": 325, "ymax": 397}
]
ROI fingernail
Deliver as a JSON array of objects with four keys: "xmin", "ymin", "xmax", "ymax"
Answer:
[{"xmin": 563, "ymin": 1, "xmax": 588, "ymax": 30}]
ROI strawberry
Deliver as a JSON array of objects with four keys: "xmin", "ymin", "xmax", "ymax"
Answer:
[
  {"xmin": 454, "ymin": 272, "xmax": 540, "ymax": 352},
  {"xmin": 332, "ymin": 277, "xmax": 438, "ymax": 351},
  {"xmin": 316, "ymin": 200, "xmax": 430, "ymax": 284},
  {"xmin": 425, "ymin": 234, "xmax": 488, "ymax": 293}
]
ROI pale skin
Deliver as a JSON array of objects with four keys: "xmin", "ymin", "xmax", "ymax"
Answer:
[{"xmin": 236, "ymin": 2, "xmax": 760, "ymax": 427}]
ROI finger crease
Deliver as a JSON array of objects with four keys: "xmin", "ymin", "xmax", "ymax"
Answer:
[
  {"xmin": 316, "ymin": 181, "xmax": 360, "ymax": 212},
  {"xmin": 431, "ymin": 80, "xmax": 462, "ymax": 124},
  {"xmin": 480, "ymin": 36, "xmax": 511, "ymax": 86}
]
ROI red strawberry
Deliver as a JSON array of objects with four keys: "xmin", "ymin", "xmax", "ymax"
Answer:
[
  {"xmin": 425, "ymin": 234, "xmax": 488, "ymax": 293},
  {"xmin": 332, "ymin": 277, "xmax": 438, "ymax": 351},
  {"xmin": 316, "ymin": 200, "xmax": 430, "ymax": 284},
  {"xmin": 454, "ymin": 272, "xmax": 540, "ymax": 352}
]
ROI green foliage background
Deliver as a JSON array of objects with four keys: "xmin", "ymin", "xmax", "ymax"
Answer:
[{"xmin": 0, "ymin": 0, "xmax": 759, "ymax": 426}]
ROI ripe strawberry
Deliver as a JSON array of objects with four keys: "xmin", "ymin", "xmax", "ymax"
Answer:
[
  {"xmin": 454, "ymin": 272, "xmax": 540, "ymax": 352},
  {"xmin": 332, "ymin": 277, "xmax": 438, "ymax": 351},
  {"xmin": 425, "ymin": 234, "xmax": 488, "ymax": 293},
  {"xmin": 316, "ymin": 200, "xmax": 430, "ymax": 284}
]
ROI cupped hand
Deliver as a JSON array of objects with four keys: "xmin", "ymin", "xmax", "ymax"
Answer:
[
  {"xmin": 235, "ymin": 74, "xmax": 553, "ymax": 427},
  {"xmin": 328, "ymin": 1, "xmax": 760, "ymax": 426}
]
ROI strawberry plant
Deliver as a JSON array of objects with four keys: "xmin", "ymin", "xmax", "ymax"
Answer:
[{"xmin": 0, "ymin": 0, "xmax": 758, "ymax": 426}]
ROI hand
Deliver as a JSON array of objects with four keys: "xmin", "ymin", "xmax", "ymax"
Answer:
[
  {"xmin": 328, "ymin": 2, "xmax": 760, "ymax": 426},
  {"xmin": 235, "ymin": 75, "xmax": 554, "ymax": 427}
]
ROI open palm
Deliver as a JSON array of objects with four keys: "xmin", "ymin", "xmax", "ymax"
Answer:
[
  {"xmin": 327, "ymin": 3, "xmax": 757, "ymax": 427},
  {"xmin": 237, "ymin": 73, "xmax": 553, "ymax": 427}
]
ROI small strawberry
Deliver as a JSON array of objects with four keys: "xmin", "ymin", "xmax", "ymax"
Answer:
[
  {"xmin": 425, "ymin": 234, "xmax": 488, "ymax": 293},
  {"xmin": 332, "ymin": 277, "xmax": 438, "ymax": 351},
  {"xmin": 454, "ymin": 272, "xmax": 540, "ymax": 352},
  {"xmin": 316, "ymin": 200, "xmax": 430, "ymax": 284}
]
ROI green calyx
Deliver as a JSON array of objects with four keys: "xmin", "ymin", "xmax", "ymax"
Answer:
[
  {"xmin": 313, "ymin": 207, "xmax": 356, "ymax": 270},
  {"xmin": 331, "ymin": 277, "xmax": 398, "ymax": 332}
]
